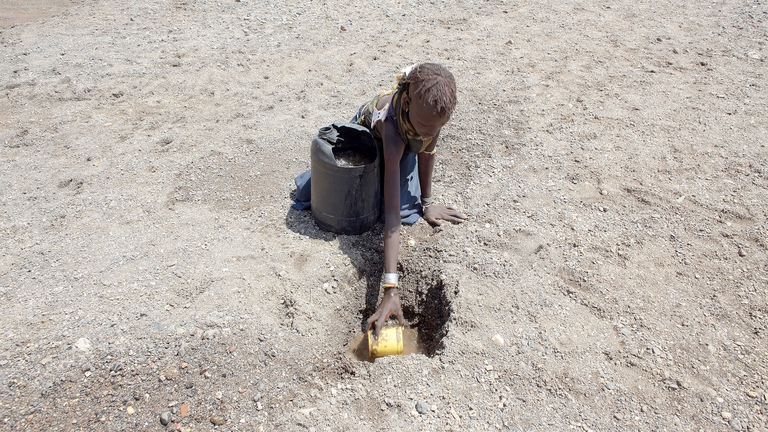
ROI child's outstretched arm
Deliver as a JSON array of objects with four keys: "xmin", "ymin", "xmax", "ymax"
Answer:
[
  {"xmin": 418, "ymin": 133, "xmax": 467, "ymax": 226},
  {"xmin": 365, "ymin": 123, "xmax": 406, "ymax": 336}
]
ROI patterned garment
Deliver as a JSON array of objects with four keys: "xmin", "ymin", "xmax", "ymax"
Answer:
[{"xmin": 352, "ymin": 67, "xmax": 436, "ymax": 155}]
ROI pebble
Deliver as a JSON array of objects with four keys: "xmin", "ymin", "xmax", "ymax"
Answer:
[
  {"xmin": 605, "ymin": 382, "xmax": 616, "ymax": 390},
  {"xmin": 210, "ymin": 416, "xmax": 226, "ymax": 425},
  {"xmin": 747, "ymin": 390, "xmax": 758, "ymax": 398},
  {"xmin": 203, "ymin": 329, "xmax": 220, "ymax": 340},
  {"xmin": 416, "ymin": 400, "xmax": 429, "ymax": 414},
  {"xmin": 492, "ymin": 334, "xmax": 504, "ymax": 346},
  {"xmin": 126, "ymin": 406, "xmax": 136, "ymax": 415},
  {"xmin": 75, "ymin": 338, "xmax": 92, "ymax": 352},
  {"xmin": 721, "ymin": 411, "xmax": 732, "ymax": 420},
  {"xmin": 160, "ymin": 411, "xmax": 172, "ymax": 426},
  {"xmin": 180, "ymin": 403, "xmax": 190, "ymax": 417}
]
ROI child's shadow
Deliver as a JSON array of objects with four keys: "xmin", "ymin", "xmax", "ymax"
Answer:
[{"xmin": 284, "ymin": 206, "xmax": 382, "ymax": 331}]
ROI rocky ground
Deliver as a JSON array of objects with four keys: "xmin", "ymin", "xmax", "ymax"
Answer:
[{"xmin": 1, "ymin": 0, "xmax": 767, "ymax": 430}]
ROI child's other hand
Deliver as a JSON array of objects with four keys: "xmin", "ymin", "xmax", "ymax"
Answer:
[
  {"xmin": 365, "ymin": 287, "xmax": 405, "ymax": 336},
  {"xmin": 423, "ymin": 205, "xmax": 467, "ymax": 227}
]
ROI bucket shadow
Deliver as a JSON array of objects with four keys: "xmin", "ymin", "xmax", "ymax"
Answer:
[{"xmin": 284, "ymin": 205, "xmax": 383, "ymax": 331}]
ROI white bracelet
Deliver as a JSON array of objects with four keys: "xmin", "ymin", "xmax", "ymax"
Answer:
[
  {"xmin": 421, "ymin": 196, "xmax": 435, "ymax": 207},
  {"xmin": 382, "ymin": 273, "xmax": 399, "ymax": 285}
]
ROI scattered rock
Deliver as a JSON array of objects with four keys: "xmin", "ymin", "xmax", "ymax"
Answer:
[
  {"xmin": 210, "ymin": 416, "xmax": 226, "ymax": 426},
  {"xmin": 160, "ymin": 411, "xmax": 172, "ymax": 426},
  {"xmin": 492, "ymin": 334, "xmax": 504, "ymax": 346},
  {"xmin": 75, "ymin": 338, "xmax": 92, "ymax": 352},
  {"xmin": 416, "ymin": 400, "xmax": 429, "ymax": 414},
  {"xmin": 203, "ymin": 329, "xmax": 220, "ymax": 340},
  {"xmin": 180, "ymin": 403, "xmax": 190, "ymax": 417},
  {"xmin": 126, "ymin": 406, "xmax": 136, "ymax": 415},
  {"xmin": 721, "ymin": 411, "xmax": 732, "ymax": 420}
]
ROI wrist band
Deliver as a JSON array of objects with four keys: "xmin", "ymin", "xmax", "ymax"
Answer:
[
  {"xmin": 421, "ymin": 196, "xmax": 434, "ymax": 208},
  {"xmin": 383, "ymin": 273, "xmax": 399, "ymax": 285}
]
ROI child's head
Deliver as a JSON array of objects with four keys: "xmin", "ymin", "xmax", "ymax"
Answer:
[{"xmin": 402, "ymin": 63, "xmax": 457, "ymax": 118}]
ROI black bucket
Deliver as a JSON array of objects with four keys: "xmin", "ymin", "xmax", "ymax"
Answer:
[{"xmin": 310, "ymin": 123, "xmax": 381, "ymax": 235}]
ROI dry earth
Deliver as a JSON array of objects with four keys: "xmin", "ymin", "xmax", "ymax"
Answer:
[{"xmin": 1, "ymin": 0, "xmax": 767, "ymax": 431}]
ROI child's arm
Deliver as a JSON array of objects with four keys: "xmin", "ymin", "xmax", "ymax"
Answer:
[
  {"xmin": 365, "ymin": 120, "xmax": 406, "ymax": 335},
  {"xmin": 417, "ymin": 133, "xmax": 467, "ymax": 226}
]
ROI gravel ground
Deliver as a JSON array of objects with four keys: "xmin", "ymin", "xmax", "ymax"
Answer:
[{"xmin": 1, "ymin": 0, "xmax": 767, "ymax": 430}]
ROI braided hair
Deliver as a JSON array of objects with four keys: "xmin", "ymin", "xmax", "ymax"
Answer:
[{"xmin": 401, "ymin": 63, "xmax": 457, "ymax": 117}]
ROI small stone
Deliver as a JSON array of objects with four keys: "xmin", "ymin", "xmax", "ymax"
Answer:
[
  {"xmin": 203, "ymin": 329, "xmax": 220, "ymax": 340},
  {"xmin": 614, "ymin": 413, "xmax": 623, "ymax": 420},
  {"xmin": 620, "ymin": 328, "xmax": 631, "ymax": 336},
  {"xmin": 180, "ymin": 403, "xmax": 190, "ymax": 417},
  {"xmin": 738, "ymin": 249, "xmax": 746, "ymax": 257},
  {"xmin": 160, "ymin": 411, "xmax": 172, "ymax": 425},
  {"xmin": 39, "ymin": 355, "xmax": 53, "ymax": 365},
  {"xmin": 605, "ymin": 382, "xmax": 616, "ymax": 390},
  {"xmin": 75, "ymin": 338, "xmax": 92, "ymax": 352},
  {"xmin": 126, "ymin": 406, "xmax": 136, "ymax": 415},
  {"xmin": 485, "ymin": 365, "xmax": 494, "ymax": 371},
  {"xmin": 492, "ymin": 334, "xmax": 504, "ymax": 346},
  {"xmin": 600, "ymin": 189, "xmax": 607, "ymax": 195},
  {"xmin": 721, "ymin": 411, "xmax": 732, "ymax": 420},
  {"xmin": 747, "ymin": 390, "xmax": 758, "ymax": 398},
  {"xmin": 472, "ymin": 264, "xmax": 479, "ymax": 271},
  {"xmin": 210, "ymin": 416, "xmax": 226, "ymax": 425},
  {"xmin": 416, "ymin": 400, "xmax": 429, "ymax": 414},
  {"xmin": 380, "ymin": 404, "xmax": 387, "ymax": 411}
]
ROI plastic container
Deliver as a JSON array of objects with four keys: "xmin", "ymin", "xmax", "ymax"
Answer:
[
  {"xmin": 367, "ymin": 326, "xmax": 404, "ymax": 359},
  {"xmin": 310, "ymin": 123, "xmax": 380, "ymax": 235}
]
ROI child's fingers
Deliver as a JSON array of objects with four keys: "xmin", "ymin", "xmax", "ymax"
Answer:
[{"xmin": 365, "ymin": 313, "xmax": 379, "ymax": 332}]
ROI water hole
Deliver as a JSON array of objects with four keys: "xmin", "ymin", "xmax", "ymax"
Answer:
[{"xmin": 346, "ymin": 267, "xmax": 456, "ymax": 362}]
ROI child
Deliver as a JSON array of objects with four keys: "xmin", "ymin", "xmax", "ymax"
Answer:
[{"xmin": 355, "ymin": 63, "xmax": 467, "ymax": 336}]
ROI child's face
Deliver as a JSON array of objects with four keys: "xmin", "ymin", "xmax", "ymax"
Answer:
[{"xmin": 406, "ymin": 92, "xmax": 450, "ymax": 140}]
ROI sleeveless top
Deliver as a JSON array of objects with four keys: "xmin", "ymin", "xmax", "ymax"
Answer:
[{"xmin": 352, "ymin": 68, "xmax": 436, "ymax": 155}]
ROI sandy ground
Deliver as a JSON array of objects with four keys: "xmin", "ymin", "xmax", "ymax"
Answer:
[{"xmin": 1, "ymin": 0, "xmax": 767, "ymax": 430}]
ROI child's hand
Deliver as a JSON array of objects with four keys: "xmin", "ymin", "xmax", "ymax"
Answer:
[
  {"xmin": 365, "ymin": 287, "xmax": 405, "ymax": 336},
  {"xmin": 423, "ymin": 205, "xmax": 467, "ymax": 227}
]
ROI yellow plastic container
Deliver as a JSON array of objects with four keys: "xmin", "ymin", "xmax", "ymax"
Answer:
[{"xmin": 367, "ymin": 326, "xmax": 404, "ymax": 359}]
